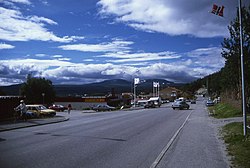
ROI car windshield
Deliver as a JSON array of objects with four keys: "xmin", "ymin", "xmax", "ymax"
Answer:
[{"xmin": 39, "ymin": 105, "xmax": 47, "ymax": 110}]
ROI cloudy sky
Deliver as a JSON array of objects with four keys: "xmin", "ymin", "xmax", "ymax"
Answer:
[{"xmin": 0, "ymin": 0, "xmax": 248, "ymax": 86}]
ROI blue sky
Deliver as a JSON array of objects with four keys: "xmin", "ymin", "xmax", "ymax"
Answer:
[{"xmin": 0, "ymin": 0, "xmax": 249, "ymax": 86}]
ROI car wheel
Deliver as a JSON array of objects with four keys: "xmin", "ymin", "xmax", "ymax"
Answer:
[{"xmin": 173, "ymin": 107, "xmax": 175, "ymax": 110}]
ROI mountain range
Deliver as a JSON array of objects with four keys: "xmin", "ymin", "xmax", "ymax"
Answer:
[{"xmin": 0, "ymin": 79, "xmax": 182, "ymax": 97}]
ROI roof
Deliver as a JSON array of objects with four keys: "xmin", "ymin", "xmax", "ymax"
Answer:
[{"xmin": 148, "ymin": 97, "xmax": 160, "ymax": 101}]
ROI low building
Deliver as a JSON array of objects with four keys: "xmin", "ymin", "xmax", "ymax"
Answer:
[
  {"xmin": 55, "ymin": 96, "xmax": 107, "ymax": 110},
  {"xmin": 159, "ymin": 87, "xmax": 182, "ymax": 101}
]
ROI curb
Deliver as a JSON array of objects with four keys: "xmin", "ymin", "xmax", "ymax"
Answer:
[{"xmin": 0, "ymin": 116, "xmax": 69, "ymax": 132}]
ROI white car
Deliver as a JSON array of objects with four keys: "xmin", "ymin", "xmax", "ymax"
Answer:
[{"xmin": 172, "ymin": 101, "xmax": 190, "ymax": 110}]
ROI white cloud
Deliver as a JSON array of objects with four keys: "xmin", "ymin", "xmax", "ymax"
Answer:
[
  {"xmin": 40, "ymin": 0, "xmax": 49, "ymax": 6},
  {"xmin": 35, "ymin": 53, "xmax": 47, "ymax": 57},
  {"xmin": 186, "ymin": 47, "xmax": 225, "ymax": 69},
  {"xmin": 0, "ymin": 7, "xmax": 84, "ymax": 42},
  {"xmin": 0, "ymin": 43, "xmax": 15, "ymax": 49},
  {"xmin": 27, "ymin": 15, "xmax": 57, "ymax": 25},
  {"xmin": 58, "ymin": 39, "xmax": 133, "ymax": 52},
  {"xmin": 97, "ymin": 0, "xmax": 241, "ymax": 38},
  {"xmin": 98, "ymin": 51, "xmax": 181, "ymax": 63},
  {"xmin": 57, "ymin": 58, "xmax": 71, "ymax": 61},
  {"xmin": 52, "ymin": 55, "xmax": 63, "ymax": 58},
  {"xmin": 8, "ymin": 0, "xmax": 31, "ymax": 4},
  {"xmin": 83, "ymin": 59, "xmax": 95, "ymax": 62},
  {"xmin": 1, "ymin": 0, "xmax": 31, "ymax": 6},
  {"xmin": 0, "ymin": 46, "xmax": 225, "ymax": 85}
]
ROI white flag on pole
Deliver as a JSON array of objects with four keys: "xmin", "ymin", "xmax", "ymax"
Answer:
[
  {"xmin": 153, "ymin": 82, "xmax": 160, "ymax": 87},
  {"xmin": 134, "ymin": 78, "xmax": 140, "ymax": 85}
]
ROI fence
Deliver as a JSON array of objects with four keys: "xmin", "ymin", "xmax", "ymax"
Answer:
[{"xmin": 0, "ymin": 96, "xmax": 24, "ymax": 121}]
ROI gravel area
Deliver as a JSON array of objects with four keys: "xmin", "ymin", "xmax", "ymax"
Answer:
[{"xmin": 208, "ymin": 116, "xmax": 244, "ymax": 167}]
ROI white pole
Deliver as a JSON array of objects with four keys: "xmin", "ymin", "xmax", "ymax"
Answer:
[
  {"xmin": 153, "ymin": 82, "xmax": 154, "ymax": 97},
  {"xmin": 134, "ymin": 80, "xmax": 136, "ymax": 107},
  {"xmin": 158, "ymin": 83, "xmax": 160, "ymax": 97},
  {"xmin": 238, "ymin": 0, "xmax": 247, "ymax": 136},
  {"xmin": 158, "ymin": 84, "xmax": 159, "ymax": 97}
]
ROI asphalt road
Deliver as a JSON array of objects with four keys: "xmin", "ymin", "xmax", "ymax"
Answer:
[{"xmin": 0, "ymin": 100, "xmax": 227, "ymax": 168}]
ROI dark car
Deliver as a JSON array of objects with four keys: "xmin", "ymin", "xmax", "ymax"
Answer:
[
  {"xmin": 25, "ymin": 111, "xmax": 38, "ymax": 118},
  {"xmin": 144, "ymin": 101, "xmax": 156, "ymax": 108},
  {"xmin": 172, "ymin": 101, "xmax": 190, "ymax": 110},
  {"xmin": 92, "ymin": 104, "xmax": 115, "ymax": 112},
  {"xmin": 191, "ymin": 100, "xmax": 196, "ymax": 104},
  {"xmin": 206, "ymin": 100, "xmax": 215, "ymax": 106},
  {"xmin": 49, "ymin": 104, "xmax": 67, "ymax": 112}
]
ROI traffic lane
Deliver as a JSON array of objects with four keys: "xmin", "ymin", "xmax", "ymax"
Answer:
[
  {"xmin": 75, "ymin": 109, "xmax": 192, "ymax": 168},
  {"xmin": 0, "ymin": 107, "xmax": 192, "ymax": 168}
]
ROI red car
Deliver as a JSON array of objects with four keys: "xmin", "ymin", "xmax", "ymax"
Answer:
[{"xmin": 49, "ymin": 104, "xmax": 67, "ymax": 112}]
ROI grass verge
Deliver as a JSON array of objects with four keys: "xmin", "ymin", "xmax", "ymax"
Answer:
[
  {"xmin": 208, "ymin": 103, "xmax": 242, "ymax": 118},
  {"xmin": 222, "ymin": 122, "xmax": 250, "ymax": 167}
]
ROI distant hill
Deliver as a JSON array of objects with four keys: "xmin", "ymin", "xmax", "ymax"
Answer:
[
  {"xmin": 0, "ymin": 84, "xmax": 23, "ymax": 96},
  {"xmin": 0, "ymin": 79, "xmax": 182, "ymax": 97}
]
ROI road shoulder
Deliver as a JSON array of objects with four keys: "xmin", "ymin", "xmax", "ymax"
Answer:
[{"xmin": 157, "ymin": 106, "xmax": 231, "ymax": 168}]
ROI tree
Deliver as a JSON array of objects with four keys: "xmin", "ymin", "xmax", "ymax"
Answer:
[
  {"xmin": 221, "ymin": 6, "xmax": 250, "ymax": 100},
  {"xmin": 20, "ymin": 76, "xmax": 55, "ymax": 105},
  {"xmin": 182, "ymin": 6, "xmax": 250, "ymax": 102}
]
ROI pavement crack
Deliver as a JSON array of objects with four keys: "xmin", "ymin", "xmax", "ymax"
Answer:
[
  {"xmin": 100, "ymin": 137, "xmax": 126, "ymax": 142},
  {"xmin": 0, "ymin": 138, "xmax": 6, "ymax": 142},
  {"xmin": 34, "ymin": 132, "xmax": 50, "ymax": 135},
  {"xmin": 51, "ymin": 134, "xmax": 67, "ymax": 137}
]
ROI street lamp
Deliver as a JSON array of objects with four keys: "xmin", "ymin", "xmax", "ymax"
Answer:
[
  {"xmin": 133, "ymin": 70, "xmax": 140, "ymax": 108},
  {"xmin": 134, "ymin": 78, "xmax": 140, "ymax": 107},
  {"xmin": 42, "ymin": 93, "xmax": 45, "ymax": 105}
]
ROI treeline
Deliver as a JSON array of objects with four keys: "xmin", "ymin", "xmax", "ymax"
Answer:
[{"xmin": 182, "ymin": 6, "xmax": 250, "ymax": 105}]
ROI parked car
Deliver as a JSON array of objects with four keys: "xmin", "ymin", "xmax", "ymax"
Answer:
[
  {"xmin": 144, "ymin": 97, "xmax": 162, "ymax": 108},
  {"xmin": 206, "ymin": 100, "xmax": 215, "ymax": 106},
  {"xmin": 92, "ymin": 104, "xmax": 115, "ymax": 112},
  {"xmin": 191, "ymin": 100, "xmax": 196, "ymax": 104},
  {"xmin": 172, "ymin": 101, "xmax": 190, "ymax": 110},
  {"xmin": 25, "ymin": 111, "xmax": 38, "ymax": 118},
  {"xmin": 144, "ymin": 101, "xmax": 156, "ymax": 108},
  {"xmin": 26, "ymin": 105, "xmax": 56, "ymax": 117},
  {"xmin": 49, "ymin": 104, "xmax": 67, "ymax": 112}
]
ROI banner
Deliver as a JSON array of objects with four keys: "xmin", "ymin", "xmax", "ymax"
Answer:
[
  {"xmin": 134, "ymin": 78, "xmax": 140, "ymax": 85},
  {"xmin": 211, "ymin": 4, "xmax": 224, "ymax": 17},
  {"xmin": 153, "ymin": 82, "xmax": 159, "ymax": 88}
]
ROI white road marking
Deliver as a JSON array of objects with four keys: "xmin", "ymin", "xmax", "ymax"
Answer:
[{"xmin": 150, "ymin": 111, "xmax": 193, "ymax": 168}]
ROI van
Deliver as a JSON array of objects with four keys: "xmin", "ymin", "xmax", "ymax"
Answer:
[{"xmin": 144, "ymin": 97, "xmax": 162, "ymax": 108}]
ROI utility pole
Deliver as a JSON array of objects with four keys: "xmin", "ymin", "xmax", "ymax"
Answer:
[
  {"xmin": 42, "ymin": 93, "xmax": 45, "ymax": 105},
  {"xmin": 238, "ymin": 0, "xmax": 247, "ymax": 136},
  {"xmin": 134, "ymin": 82, "xmax": 136, "ymax": 108}
]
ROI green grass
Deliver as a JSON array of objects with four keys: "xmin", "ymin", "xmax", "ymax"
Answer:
[
  {"xmin": 208, "ymin": 103, "xmax": 242, "ymax": 118},
  {"xmin": 222, "ymin": 122, "xmax": 250, "ymax": 168}
]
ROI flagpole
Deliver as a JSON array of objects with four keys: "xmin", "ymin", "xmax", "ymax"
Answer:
[
  {"xmin": 158, "ymin": 83, "xmax": 160, "ymax": 97},
  {"xmin": 238, "ymin": 0, "xmax": 247, "ymax": 136},
  {"xmin": 153, "ymin": 82, "xmax": 154, "ymax": 97},
  {"xmin": 134, "ymin": 79, "xmax": 136, "ymax": 107}
]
